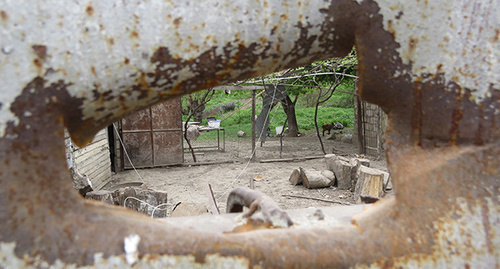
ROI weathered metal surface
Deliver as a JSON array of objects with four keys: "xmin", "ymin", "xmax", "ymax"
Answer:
[
  {"xmin": 0, "ymin": 0, "xmax": 498, "ymax": 268},
  {"xmin": 121, "ymin": 98, "xmax": 183, "ymax": 168}
]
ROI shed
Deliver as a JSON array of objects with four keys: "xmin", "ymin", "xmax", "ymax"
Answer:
[{"xmin": 110, "ymin": 97, "xmax": 184, "ymax": 171}]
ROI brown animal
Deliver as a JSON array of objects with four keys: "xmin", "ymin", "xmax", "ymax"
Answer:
[
  {"xmin": 227, "ymin": 187, "xmax": 293, "ymax": 228},
  {"xmin": 322, "ymin": 122, "xmax": 334, "ymax": 136}
]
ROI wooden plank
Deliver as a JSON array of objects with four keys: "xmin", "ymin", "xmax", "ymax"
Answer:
[
  {"xmin": 260, "ymin": 158, "xmax": 298, "ymax": 163},
  {"xmin": 282, "ymin": 194, "xmax": 350, "ymax": 205},
  {"xmin": 212, "ymin": 85, "xmax": 264, "ymax": 91},
  {"xmin": 260, "ymin": 155, "xmax": 325, "ymax": 163}
]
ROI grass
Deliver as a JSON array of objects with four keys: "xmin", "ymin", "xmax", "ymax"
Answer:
[{"xmin": 183, "ymin": 81, "xmax": 355, "ymax": 140}]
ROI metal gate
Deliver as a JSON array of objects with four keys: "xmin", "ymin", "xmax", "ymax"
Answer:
[{"xmin": 120, "ymin": 98, "xmax": 183, "ymax": 168}]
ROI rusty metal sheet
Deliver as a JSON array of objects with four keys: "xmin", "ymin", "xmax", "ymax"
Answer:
[
  {"xmin": 121, "ymin": 98, "xmax": 183, "ymax": 168},
  {"xmin": 152, "ymin": 98, "xmax": 184, "ymax": 165},
  {"xmin": 122, "ymin": 132, "xmax": 153, "ymax": 168},
  {"xmin": 0, "ymin": 0, "xmax": 499, "ymax": 268}
]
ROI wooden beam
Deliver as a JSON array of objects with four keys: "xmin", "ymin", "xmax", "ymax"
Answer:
[{"xmin": 212, "ymin": 85, "xmax": 264, "ymax": 91}]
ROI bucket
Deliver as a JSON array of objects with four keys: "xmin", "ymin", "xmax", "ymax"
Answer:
[
  {"xmin": 208, "ymin": 120, "xmax": 221, "ymax": 128},
  {"xmin": 275, "ymin": 126, "xmax": 284, "ymax": 135}
]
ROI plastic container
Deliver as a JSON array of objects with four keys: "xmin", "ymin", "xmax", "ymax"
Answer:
[{"xmin": 208, "ymin": 120, "xmax": 221, "ymax": 128}]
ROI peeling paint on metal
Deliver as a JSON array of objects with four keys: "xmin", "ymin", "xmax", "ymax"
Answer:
[
  {"xmin": 0, "ymin": 0, "xmax": 499, "ymax": 268},
  {"xmin": 0, "ymin": 0, "xmax": 338, "ymax": 145},
  {"xmin": 1, "ymin": 241, "xmax": 252, "ymax": 269},
  {"xmin": 376, "ymin": 0, "xmax": 500, "ymax": 100}
]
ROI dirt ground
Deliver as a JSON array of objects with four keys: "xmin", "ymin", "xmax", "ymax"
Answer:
[{"xmin": 108, "ymin": 130, "xmax": 388, "ymax": 215}]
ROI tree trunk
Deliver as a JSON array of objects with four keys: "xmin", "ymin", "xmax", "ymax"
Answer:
[
  {"xmin": 281, "ymin": 95, "xmax": 299, "ymax": 137},
  {"xmin": 186, "ymin": 97, "xmax": 205, "ymax": 123}
]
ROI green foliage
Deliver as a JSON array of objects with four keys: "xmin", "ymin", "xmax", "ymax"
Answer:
[
  {"xmin": 184, "ymin": 52, "xmax": 358, "ymax": 140},
  {"xmin": 192, "ymin": 90, "xmax": 354, "ymax": 140},
  {"xmin": 296, "ymin": 80, "xmax": 355, "ymax": 108}
]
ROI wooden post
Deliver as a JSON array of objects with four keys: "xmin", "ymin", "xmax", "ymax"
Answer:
[
  {"xmin": 205, "ymin": 183, "xmax": 220, "ymax": 215},
  {"xmin": 356, "ymin": 96, "xmax": 366, "ymax": 155},
  {"xmin": 251, "ymin": 89, "xmax": 256, "ymax": 161}
]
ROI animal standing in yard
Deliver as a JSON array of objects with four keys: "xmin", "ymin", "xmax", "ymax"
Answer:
[
  {"xmin": 322, "ymin": 122, "xmax": 343, "ymax": 136},
  {"xmin": 0, "ymin": 0, "xmax": 498, "ymax": 268},
  {"xmin": 323, "ymin": 122, "xmax": 335, "ymax": 136}
]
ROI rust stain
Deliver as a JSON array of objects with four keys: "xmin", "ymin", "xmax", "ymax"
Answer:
[
  {"xmin": 449, "ymin": 90, "xmax": 464, "ymax": 145},
  {"xmin": 90, "ymin": 66, "xmax": 96, "ymax": 77},
  {"xmin": 85, "ymin": 4, "xmax": 94, "ymax": 16},
  {"xmin": 229, "ymin": 219, "xmax": 274, "ymax": 233},
  {"xmin": 32, "ymin": 45, "xmax": 47, "ymax": 59},
  {"xmin": 0, "ymin": 10, "xmax": 7, "ymax": 22},
  {"xmin": 387, "ymin": 20, "xmax": 395, "ymax": 35},
  {"xmin": 130, "ymin": 30, "xmax": 139, "ymax": 39},
  {"xmin": 1, "ymin": 1, "xmax": 499, "ymax": 268},
  {"xmin": 33, "ymin": 59, "xmax": 43, "ymax": 70},
  {"xmin": 280, "ymin": 14, "xmax": 288, "ymax": 21},
  {"xmin": 173, "ymin": 17, "xmax": 182, "ymax": 28},
  {"xmin": 124, "ymin": 57, "xmax": 130, "ymax": 65},
  {"xmin": 108, "ymin": 37, "xmax": 114, "ymax": 46},
  {"xmin": 409, "ymin": 37, "xmax": 418, "ymax": 50},
  {"xmin": 411, "ymin": 82, "xmax": 423, "ymax": 147},
  {"xmin": 189, "ymin": 42, "xmax": 199, "ymax": 51}
]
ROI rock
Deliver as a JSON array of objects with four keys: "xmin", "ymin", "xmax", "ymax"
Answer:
[
  {"xmin": 185, "ymin": 125, "xmax": 200, "ymax": 141},
  {"xmin": 340, "ymin": 134, "xmax": 353, "ymax": 143},
  {"xmin": 85, "ymin": 186, "xmax": 169, "ymax": 218},
  {"xmin": 86, "ymin": 190, "xmax": 114, "ymax": 204},
  {"xmin": 222, "ymin": 102, "xmax": 236, "ymax": 112},
  {"xmin": 333, "ymin": 122, "xmax": 344, "ymax": 129}
]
